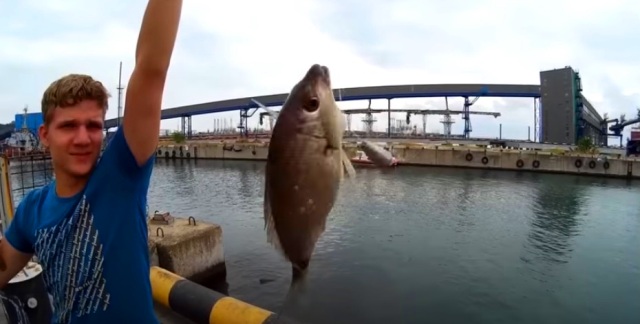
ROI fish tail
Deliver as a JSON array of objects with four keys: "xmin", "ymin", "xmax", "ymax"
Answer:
[
  {"xmin": 291, "ymin": 263, "xmax": 309, "ymax": 289},
  {"xmin": 272, "ymin": 264, "xmax": 309, "ymax": 323}
]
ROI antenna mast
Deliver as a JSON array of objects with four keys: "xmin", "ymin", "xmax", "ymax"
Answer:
[{"xmin": 117, "ymin": 61, "xmax": 124, "ymax": 127}]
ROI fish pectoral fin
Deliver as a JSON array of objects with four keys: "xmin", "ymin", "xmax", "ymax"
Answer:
[
  {"xmin": 265, "ymin": 209, "xmax": 284, "ymax": 254},
  {"xmin": 340, "ymin": 149, "xmax": 356, "ymax": 179}
]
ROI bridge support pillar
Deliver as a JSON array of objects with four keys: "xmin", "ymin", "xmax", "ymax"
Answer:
[
  {"xmin": 462, "ymin": 96, "xmax": 478, "ymax": 139},
  {"xmin": 387, "ymin": 99, "xmax": 391, "ymax": 138},
  {"xmin": 533, "ymin": 98, "xmax": 540, "ymax": 143},
  {"xmin": 238, "ymin": 109, "xmax": 249, "ymax": 138},
  {"xmin": 422, "ymin": 114, "xmax": 427, "ymax": 137},
  {"xmin": 187, "ymin": 116, "xmax": 192, "ymax": 139},
  {"xmin": 180, "ymin": 116, "xmax": 186, "ymax": 136}
]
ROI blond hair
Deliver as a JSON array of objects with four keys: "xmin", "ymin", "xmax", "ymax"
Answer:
[{"xmin": 41, "ymin": 74, "xmax": 110, "ymax": 124}]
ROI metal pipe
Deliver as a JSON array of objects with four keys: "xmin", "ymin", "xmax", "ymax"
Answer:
[{"xmin": 150, "ymin": 266, "xmax": 300, "ymax": 324}]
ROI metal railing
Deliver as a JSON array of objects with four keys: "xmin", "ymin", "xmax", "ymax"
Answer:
[
  {"xmin": 0, "ymin": 153, "xmax": 54, "ymax": 324},
  {"xmin": 7, "ymin": 153, "xmax": 53, "ymax": 206}
]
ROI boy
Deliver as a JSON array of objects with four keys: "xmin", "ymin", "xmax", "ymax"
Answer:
[{"xmin": 0, "ymin": 1, "xmax": 183, "ymax": 323}]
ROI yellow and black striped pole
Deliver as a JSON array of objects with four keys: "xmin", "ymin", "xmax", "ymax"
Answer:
[{"xmin": 150, "ymin": 266, "xmax": 300, "ymax": 324}]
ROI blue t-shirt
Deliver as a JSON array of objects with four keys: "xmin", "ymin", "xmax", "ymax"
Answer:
[{"xmin": 4, "ymin": 127, "xmax": 157, "ymax": 324}]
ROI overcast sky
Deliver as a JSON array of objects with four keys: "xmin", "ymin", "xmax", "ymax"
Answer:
[{"xmin": 1, "ymin": 0, "xmax": 638, "ymax": 142}]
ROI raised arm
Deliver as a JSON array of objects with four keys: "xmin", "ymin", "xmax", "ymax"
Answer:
[{"xmin": 123, "ymin": 0, "xmax": 183, "ymax": 166}]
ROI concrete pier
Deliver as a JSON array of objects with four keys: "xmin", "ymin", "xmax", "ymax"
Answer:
[
  {"xmin": 148, "ymin": 214, "xmax": 226, "ymax": 281},
  {"xmin": 156, "ymin": 139, "xmax": 640, "ymax": 179},
  {"xmin": 391, "ymin": 145, "xmax": 640, "ymax": 178},
  {"xmin": 157, "ymin": 142, "xmax": 269, "ymax": 161}
]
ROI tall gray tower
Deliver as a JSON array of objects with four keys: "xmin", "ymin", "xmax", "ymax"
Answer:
[{"xmin": 539, "ymin": 67, "xmax": 583, "ymax": 144}]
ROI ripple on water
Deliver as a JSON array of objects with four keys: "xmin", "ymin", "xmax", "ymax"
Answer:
[{"xmin": 146, "ymin": 161, "xmax": 640, "ymax": 324}]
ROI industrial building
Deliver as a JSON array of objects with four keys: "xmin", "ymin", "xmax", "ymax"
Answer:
[{"xmin": 539, "ymin": 67, "xmax": 605, "ymax": 145}]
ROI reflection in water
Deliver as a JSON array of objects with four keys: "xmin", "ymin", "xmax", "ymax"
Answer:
[
  {"xmin": 159, "ymin": 159, "xmax": 198, "ymax": 199},
  {"xmin": 456, "ymin": 170, "xmax": 475, "ymax": 215},
  {"xmin": 5, "ymin": 158, "xmax": 639, "ymax": 324},
  {"xmin": 234, "ymin": 161, "xmax": 261, "ymax": 201},
  {"xmin": 527, "ymin": 176, "xmax": 585, "ymax": 266}
]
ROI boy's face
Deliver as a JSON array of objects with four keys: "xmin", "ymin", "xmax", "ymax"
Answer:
[{"xmin": 39, "ymin": 100, "xmax": 105, "ymax": 179}]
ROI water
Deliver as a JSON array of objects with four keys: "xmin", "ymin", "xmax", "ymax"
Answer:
[
  {"xmin": 140, "ymin": 159, "xmax": 638, "ymax": 324},
  {"xmin": 10, "ymin": 159, "xmax": 640, "ymax": 324}
]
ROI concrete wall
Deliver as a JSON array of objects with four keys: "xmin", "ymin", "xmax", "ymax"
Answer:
[
  {"xmin": 392, "ymin": 146, "xmax": 640, "ymax": 178},
  {"xmin": 156, "ymin": 142, "xmax": 269, "ymax": 161},
  {"xmin": 156, "ymin": 141, "xmax": 640, "ymax": 179}
]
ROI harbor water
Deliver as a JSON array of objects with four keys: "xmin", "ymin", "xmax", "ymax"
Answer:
[{"xmin": 10, "ymin": 159, "xmax": 640, "ymax": 324}]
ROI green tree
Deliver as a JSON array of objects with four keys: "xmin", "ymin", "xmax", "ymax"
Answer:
[
  {"xmin": 576, "ymin": 137, "xmax": 597, "ymax": 154},
  {"xmin": 171, "ymin": 131, "xmax": 186, "ymax": 144}
]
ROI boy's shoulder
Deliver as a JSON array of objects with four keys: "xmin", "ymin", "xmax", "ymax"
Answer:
[{"xmin": 17, "ymin": 181, "xmax": 53, "ymax": 212}]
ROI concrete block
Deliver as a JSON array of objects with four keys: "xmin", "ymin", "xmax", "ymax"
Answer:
[{"xmin": 148, "ymin": 217, "xmax": 226, "ymax": 281}]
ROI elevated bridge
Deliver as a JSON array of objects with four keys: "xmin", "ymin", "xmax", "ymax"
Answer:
[{"xmin": 104, "ymin": 81, "xmax": 604, "ymax": 142}]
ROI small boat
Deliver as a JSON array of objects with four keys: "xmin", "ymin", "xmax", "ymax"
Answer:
[
  {"xmin": 0, "ymin": 107, "xmax": 50, "ymax": 163},
  {"xmin": 350, "ymin": 150, "xmax": 398, "ymax": 168}
]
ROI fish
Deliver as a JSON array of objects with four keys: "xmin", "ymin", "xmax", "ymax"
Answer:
[
  {"xmin": 359, "ymin": 140, "xmax": 398, "ymax": 167},
  {"xmin": 263, "ymin": 64, "xmax": 356, "ymax": 290}
]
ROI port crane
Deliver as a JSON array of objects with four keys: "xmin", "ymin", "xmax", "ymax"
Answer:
[
  {"xmin": 606, "ymin": 108, "xmax": 640, "ymax": 149},
  {"xmin": 258, "ymin": 99, "xmax": 500, "ymax": 138}
]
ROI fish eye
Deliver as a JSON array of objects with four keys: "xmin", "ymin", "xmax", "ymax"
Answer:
[{"xmin": 303, "ymin": 97, "xmax": 320, "ymax": 112}]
